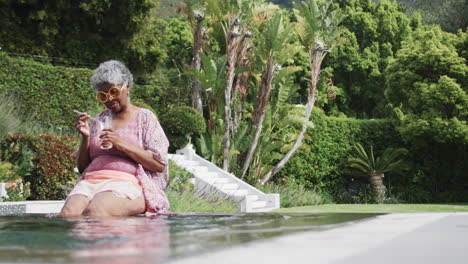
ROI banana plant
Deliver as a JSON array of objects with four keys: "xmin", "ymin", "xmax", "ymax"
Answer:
[
  {"xmin": 187, "ymin": 53, "xmax": 226, "ymax": 134},
  {"xmin": 347, "ymin": 143, "xmax": 409, "ymax": 201},
  {"xmin": 261, "ymin": 0, "xmax": 345, "ymax": 184}
]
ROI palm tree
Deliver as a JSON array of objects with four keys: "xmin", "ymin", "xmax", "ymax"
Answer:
[
  {"xmin": 204, "ymin": 0, "xmax": 279, "ymax": 171},
  {"xmin": 347, "ymin": 143, "xmax": 408, "ymax": 201},
  {"xmin": 203, "ymin": 0, "xmax": 248, "ymax": 170},
  {"xmin": 180, "ymin": 0, "xmax": 205, "ymax": 115},
  {"xmin": 240, "ymin": 12, "xmax": 298, "ymax": 179},
  {"xmin": 260, "ymin": 0, "xmax": 345, "ymax": 184}
]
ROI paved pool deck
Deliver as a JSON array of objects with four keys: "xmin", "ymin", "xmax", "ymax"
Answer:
[{"xmin": 168, "ymin": 212, "xmax": 468, "ymax": 264}]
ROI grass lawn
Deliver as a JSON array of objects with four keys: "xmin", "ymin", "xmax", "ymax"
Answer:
[{"xmin": 273, "ymin": 204, "xmax": 468, "ymax": 213}]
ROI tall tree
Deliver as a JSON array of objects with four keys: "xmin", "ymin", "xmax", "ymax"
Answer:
[
  {"xmin": 385, "ymin": 26, "xmax": 468, "ymax": 145},
  {"xmin": 240, "ymin": 12, "xmax": 297, "ymax": 179},
  {"xmin": 409, "ymin": 0, "xmax": 468, "ymax": 33},
  {"xmin": 323, "ymin": 0, "xmax": 414, "ymax": 117},
  {"xmin": 260, "ymin": 0, "xmax": 344, "ymax": 184},
  {"xmin": 179, "ymin": 0, "xmax": 205, "ymax": 114},
  {"xmin": 204, "ymin": 0, "xmax": 278, "ymax": 171},
  {"xmin": 203, "ymin": 0, "xmax": 246, "ymax": 170}
]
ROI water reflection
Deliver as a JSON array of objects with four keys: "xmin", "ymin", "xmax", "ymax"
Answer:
[
  {"xmin": 0, "ymin": 213, "xmax": 376, "ymax": 263},
  {"xmin": 69, "ymin": 216, "xmax": 170, "ymax": 264}
]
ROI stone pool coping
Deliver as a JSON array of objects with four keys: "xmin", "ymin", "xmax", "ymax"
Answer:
[
  {"xmin": 167, "ymin": 212, "xmax": 468, "ymax": 264},
  {"xmin": 0, "ymin": 200, "xmax": 64, "ymax": 215}
]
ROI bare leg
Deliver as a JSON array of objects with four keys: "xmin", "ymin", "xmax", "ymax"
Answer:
[
  {"xmin": 83, "ymin": 192, "xmax": 146, "ymax": 217},
  {"xmin": 60, "ymin": 194, "xmax": 90, "ymax": 217}
]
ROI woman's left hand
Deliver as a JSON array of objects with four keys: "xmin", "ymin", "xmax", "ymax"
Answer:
[{"xmin": 100, "ymin": 128, "xmax": 127, "ymax": 151}]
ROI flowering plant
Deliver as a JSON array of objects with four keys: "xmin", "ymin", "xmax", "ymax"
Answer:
[
  {"xmin": 4, "ymin": 181, "xmax": 31, "ymax": 202},
  {"xmin": 0, "ymin": 161, "xmax": 31, "ymax": 202}
]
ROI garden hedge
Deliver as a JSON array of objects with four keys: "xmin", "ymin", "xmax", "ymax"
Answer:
[
  {"xmin": 0, "ymin": 134, "xmax": 78, "ymax": 200},
  {"xmin": 274, "ymin": 109, "xmax": 468, "ymax": 203},
  {"xmin": 0, "ymin": 52, "xmax": 101, "ymax": 131},
  {"xmin": 0, "ymin": 52, "xmax": 167, "ymax": 131},
  {"xmin": 274, "ymin": 109, "xmax": 402, "ymax": 190}
]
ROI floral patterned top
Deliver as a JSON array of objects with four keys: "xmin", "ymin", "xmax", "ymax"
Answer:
[{"xmin": 78, "ymin": 108, "xmax": 170, "ymax": 214}]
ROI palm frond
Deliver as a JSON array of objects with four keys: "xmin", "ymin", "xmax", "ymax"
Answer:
[{"xmin": 353, "ymin": 143, "xmax": 369, "ymax": 162}]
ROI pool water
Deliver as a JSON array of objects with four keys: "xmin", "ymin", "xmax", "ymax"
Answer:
[{"xmin": 0, "ymin": 213, "xmax": 376, "ymax": 264}]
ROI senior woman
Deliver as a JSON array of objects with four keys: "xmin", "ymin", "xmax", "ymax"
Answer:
[{"xmin": 60, "ymin": 60, "xmax": 169, "ymax": 217}]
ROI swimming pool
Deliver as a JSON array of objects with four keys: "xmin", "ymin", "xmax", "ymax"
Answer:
[{"xmin": 0, "ymin": 213, "xmax": 376, "ymax": 263}]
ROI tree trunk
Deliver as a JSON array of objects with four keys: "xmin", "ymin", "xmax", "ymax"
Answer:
[
  {"xmin": 222, "ymin": 22, "xmax": 241, "ymax": 171},
  {"xmin": 260, "ymin": 46, "xmax": 325, "ymax": 185},
  {"xmin": 232, "ymin": 34, "xmax": 252, "ymax": 136},
  {"xmin": 369, "ymin": 171, "xmax": 386, "ymax": 202},
  {"xmin": 191, "ymin": 17, "xmax": 204, "ymax": 115},
  {"xmin": 240, "ymin": 54, "xmax": 274, "ymax": 179}
]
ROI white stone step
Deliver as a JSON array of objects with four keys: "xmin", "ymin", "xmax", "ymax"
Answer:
[
  {"xmin": 199, "ymin": 172, "xmax": 218, "ymax": 178},
  {"xmin": 180, "ymin": 160, "xmax": 200, "ymax": 166},
  {"xmin": 168, "ymin": 154, "xmax": 185, "ymax": 161},
  {"xmin": 204, "ymin": 178, "xmax": 230, "ymax": 184},
  {"xmin": 215, "ymin": 183, "xmax": 238, "ymax": 191},
  {"xmin": 191, "ymin": 166, "xmax": 209, "ymax": 173},
  {"xmin": 229, "ymin": 189, "xmax": 249, "ymax": 197},
  {"xmin": 252, "ymin": 201, "xmax": 267, "ymax": 209},
  {"xmin": 170, "ymin": 147, "xmax": 280, "ymax": 213},
  {"xmin": 246, "ymin": 195, "xmax": 259, "ymax": 201}
]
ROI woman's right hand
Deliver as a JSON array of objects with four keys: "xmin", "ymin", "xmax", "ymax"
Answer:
[{"xmin": 75, "ymin": 113, "xmax": 91, "ymax": 137}]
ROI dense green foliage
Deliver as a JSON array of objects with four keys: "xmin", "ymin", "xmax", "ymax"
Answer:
[
  {"xmin": 383, "ymin": 25, "xmax": 468, "ymax": 202},
  {"xmin": 257, "ymin": 182, "xmax": 332, "ymax": 208},
  {"xmin": 273, "ymin": 108, "xmax": 402, "ymax": 190},
  {"xmin": 271, "ymin": 108, "xmax": 468, "ymax": 203},
  {"xmin": 160, "ymin": 106, "xmax": 206, "ymax": 151},
  {"xmin": 386, "ymin": 26, "xmax": 468, "ymax": 145},
  {"xmin": 0, "ymin": 134, "xmax": 78, "ymax": 200},
  {"xmin": 405, "ymin": 0, "xmax": 468, "ymax": 33},
  {"xmin": 0, "ymin": 52, "xmax": 180, "ymax": 132},
  {"xmin": 0, "ymin": 52, "xmax": 101, "ymax": 132},
  {"xmin": 0, "ymin": 93, "xmax": 21, "ymax": 136},
  {"xmin": 1, "ymin": 0, "xmax": 467, "ymax": 205},
  {"xmin": 0, "ymin": 0, "xmax": 166, "ymax": 74},
  {"xmin": 323, "ymin": 0, "xmax": 416, "ymax": 117}
]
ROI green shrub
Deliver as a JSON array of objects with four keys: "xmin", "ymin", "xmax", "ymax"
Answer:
[
  {"xmin": 167, "ymin": 160, "xmax": 194, "ymax": 193},
  {"xmin": 132, "ymin": 101, "xmax": 158, "ymax": 116},
  {"xmin": 257, "ymin": 182, "xmax": 332, "ymax": 208},
  {"xmin": 0, "ymin": 52, "xmax": 102, "ymax": 132},
  {"xmin": 160, "ymin": 106, "xmax": 206, "ymax": 152},
  {"xmin": 274, "ymin": 108, "xmax": 402, "ymax": 193},
  {"xmin": 0, "ymin": 93, "xmax": 22, "ymax": 136},
  {"xmin": 0, "ymin": 162, "xmax": 18, "ymax": 182},
  {"xmin": 0, "ymin": 134, "xmax": 78, "ymax": 200},
  {"xmin": 270, "ymin": 108, "xmax": 468, "ymax": 203},
  {"xmin": 0, "ymin": 52, "xmax": 179, "ymax": 134}
]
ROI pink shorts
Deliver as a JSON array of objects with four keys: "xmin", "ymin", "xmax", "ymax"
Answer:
[{"xmin": 68, "ymin": 170, "xmax": 143, "ymax": 201}]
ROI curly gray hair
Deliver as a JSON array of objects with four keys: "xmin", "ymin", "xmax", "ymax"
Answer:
[{"xmin": 90, "ymin": 60, "xmax": 134, "ymax": 92}]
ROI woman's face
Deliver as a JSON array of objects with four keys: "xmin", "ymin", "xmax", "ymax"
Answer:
[{"xmin": 97, "ymin": 83, "xmax": 129, "ymax": 113}]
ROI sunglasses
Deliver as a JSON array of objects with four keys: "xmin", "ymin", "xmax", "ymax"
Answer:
[{"xmin": 95, "ymin": 83, "xmax": 127, "ymax": 103}]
